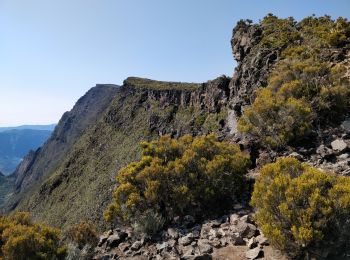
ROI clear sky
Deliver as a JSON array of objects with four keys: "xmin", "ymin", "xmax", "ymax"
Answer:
[{"xmin": 1, "ymin": 0, "xmax": 349, "ymax": 127}]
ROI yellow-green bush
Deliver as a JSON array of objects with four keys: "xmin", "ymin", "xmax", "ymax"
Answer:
[
  {"xmin": 239, "ymin": 23, "xmax": 350, "ymax": 148},
  {"xmin": 238, "ymin": 88, "xmax": 313, "ymax": 148},
  {"xmin": 105, "ymin": 134, "xmax": 251, "ymax": 227},
  {"xmin": 66, "ymin": 221, "xmax": 98, "ymax": 249},
  {"xmin": 251, "ymin": 157, "xmax": 350, "ymax": 257},
  {"xmin": 0, "ymin": 212, "xmax": 66, "ymax": 260}
]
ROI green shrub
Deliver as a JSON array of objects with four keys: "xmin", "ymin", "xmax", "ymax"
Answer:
[
  {"xmin": 66, "ymin": 221, "xmax": 98, "ymax": 249},
  {"xmin": 104, "ymin": 134, "xmax": 251, "ymax": 227},
  {"xmin": 0, "ymin": 212, "xmax": 66, "ymax": 260},
  {"xmin": 238, "ymin": 88, "xmax": 313, "ymax": 148},
  {"xmin": 251, "ymin": 157, "xmax": 350, "ymax": 257},
  {"xmin": 260, "ymin": 14, "xmax": 301, "ymax": 49},
  {"xmin": 239, "ymin": 47, "xmax": 349, "ymax": 148}
]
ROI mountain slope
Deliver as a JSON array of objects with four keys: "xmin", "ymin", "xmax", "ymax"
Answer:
[
  {"xmin": 0, "ymin": 172, "xmax": 14, "ymax": 207},
  {"xmin": 0, "ymin": 129, "xmax": 52, "ymax": 175},
  {"xmin": 12, "ymin": 76, "xmax": 232, "ymax": 229},
  {"xmin": 5, "ymin": 84, "xmax": 119, "ymax": 211}
]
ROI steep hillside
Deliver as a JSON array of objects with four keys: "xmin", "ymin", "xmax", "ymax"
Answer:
[
  {"xmin": 0, "ymin": 172, "xmax": 14, "ymax": 207},
  {"xmin": 13, "ymin": 76, "xmax": 232, "ymax": 229},
  {"xmin": 0, "ymin": 129, "xmax": 52, "ymax": 175},
  {"xmin": 5, "ymin": 84, "xmax": 119, "ymax": 211}
]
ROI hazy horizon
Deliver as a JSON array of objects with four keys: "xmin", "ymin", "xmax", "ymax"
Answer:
[{"xmin": 1, "ymin": 0, "xmax": 349, "ymax": 127}]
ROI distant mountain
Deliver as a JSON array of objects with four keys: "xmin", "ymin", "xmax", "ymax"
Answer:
[
  {"xmin": 0, "ymin": 124, "xmax": 56, "ymax": 132},
  {"xmin": 0, "ymin": 129, "xmax": 52, "ymax": 175}
]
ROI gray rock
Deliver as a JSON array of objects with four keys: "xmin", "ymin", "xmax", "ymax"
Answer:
[
  {"xmin": 331, "ymin": 139, "xmax": 348, "ymax": 153},
  {"xmin": 131, "ymin": 241, "xmax": 142, "ymax": 251},
  {"xmin": 181, "ymin": 245, "xmax": 195, "ymax": 256},
  {"xmin": 167, "ymin": 228, "xmax": 179, "ymax": 239},
  {"xmin": 197, "ymin": 239, "xmax": 213, "ymax": 254},
  {"xmin": 200, "ymin": 224, "xmax": 211, "ymax": 239},
  {"xmin": 209, "ymin": 219, "xmax": 222, "ymax": 228},
  {"xmin": 179, "ymin": 233, "xmax": 194, "ymax": 246},
  {"xmin": 338, "ymin": 153, "xmax": 349, "ymax": 160},
  {"xmin": 342, "ymin": 118, "xmax": 350, "ymax": 132},
  {"xmin": 106, "ymin": 232, "xmax": 128, "ymax": 248},
  {"xmin": 156, "ymin": 242, "xmax": 168, "ymax": 251},
  {"xmin": 256, "ymin": 234, "xmax": 269, "ymax": 246},
  {"xmin": 247, "ymin": 237, "xmax": 258, "ymax": 249},
  {"xmin": 236, "ymin": 222, "xmax": 257, "ymax": 239},
  {"xmin": 232, "ymin": 235, "xmax": 245, "ymax": 245},
  {"xmin": 98, "ymin": 235, "xmax": 108, "ymax": 247},
  {"xmin": 289, "ymin": 152, "xmax": 304, "ymax": 160},
  {"xmin": 245, "ymin": 247, "xmax": 263, "ymax": 259},
  {"xmin": 118, "ymin": 242, "xmax": 130, "ymax": 252},
  {"xmin": 230, "ymin": 214, "xmax": 240, "ymax": 225},
  {"xmin": 316, "ymin": 144, "xmax": 333, "ymax": 157}
]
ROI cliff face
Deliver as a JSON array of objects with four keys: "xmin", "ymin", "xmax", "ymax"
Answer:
[{"xmin": 6, "ymin": 85, "xmax": 119, "ymax": 210}]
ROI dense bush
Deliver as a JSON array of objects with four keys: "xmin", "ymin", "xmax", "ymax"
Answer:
[
  {"xmin": 238, "ymin": 88, "xmax": 313, "ymax": 148},
  {"xmin": 239, "ymin": 15, "xmax": 350, "ymax": 148},
  {"xmin": 251, "ymin": 157, "xmax": 350, "ymax": 257},
  {"xmin": 0, "ymin": 212, "xmax": 66, "ymax": 260},
  {"xmin": 105, "ymin": 134, "xmax": 251, "ymax": 229}
]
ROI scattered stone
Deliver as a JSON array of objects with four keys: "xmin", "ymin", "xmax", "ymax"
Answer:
[
  {"xmin": 167, "ymin": 228, "xmax": 179, "ymax": 239},
  {"xmin": 247, "ymin": 237, "xmax": 258, "ymax": 249},
  {"xmin": 236, "ymin": 222, "xmax": 257, "ymax": 239},
  {"xmin": 341, "ymin": 118, "xmax": 350, "ymax": 132},
  {"xmin": 316, "ymin": 144, "xmax": 333, "ymax": 157},
  {"xmin": 232, "ymin": 235, "xmax": 245, "ymax": 245},
  {"xmin": 331, "ymin": 139, "xmax": 348, "ymax": 153},
  {"xmin": 131, "ymin": 241, "xmax": 142, "ymax": 251},
  {"xmin": 179, "ymin": 233, "xmax": 194, "ymax": 246},
  {"xmin": 106, "ymin": 232, "xmax": 128, "ymax": 248},
  {"xmin": 246, "ymin": 247, "xmax": 263, "ymax": 259},
  {"xmin": 230, "ymin": 214, "xmax": 240, "ymax": 225},
  {"xmin": 156, "ymin": 242, "xmax": 168, "ymax": 251},
  {"xmin": 98, "ymin": 235, "xmax": 108, "ymax": 247},
  {"xmin": 118, "ymin": 242, "xmax": 130, "ymax": 252},
  {"xmin": 338, "ymin": 153, "xmax": 349, "ymax": 160},
  {"xmin": 209, "ymin": 219, "xmax": 222, "ymax": 228},
  {"xmin": 256, "ymin": 234, "xmax": 269, "ymax": 246},
  {"xmin": 197, "ymin": 239, "xmax": 213, "ymax": 254},
  {"xmin": 289, "ymin": 152, "xmax": 304, "ymax": 160}
]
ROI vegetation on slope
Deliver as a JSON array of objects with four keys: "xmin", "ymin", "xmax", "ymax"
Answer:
[
  {"xmin": 238, "ymin": 15, "xmax": 350, "ymax": 148},
  {"xmin": 124, "ymin": 77, "xmax": 202, "ymax": 91},
  {"xmin": 14, "ymin": 80, "xmax": 229, "ymax": 230},
  {"xmin": 0, "ymin": 212, "xmax": 66, "ymax": 260},
  {"xmin": 104, "ymin": 134, "xmax": 251, "ymax": 234},
  {"xmin": 0, "ymin": 174, "xmax": 14, "ymax": 207},
  {"xmin": 251, "ymin": 157, "xmax": 350, "ymax": 258}
]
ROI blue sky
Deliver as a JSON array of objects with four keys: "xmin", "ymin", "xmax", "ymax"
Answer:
[{"xmin": 0, "ymin": 0, "xmax": 349, "ymax": 127}]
